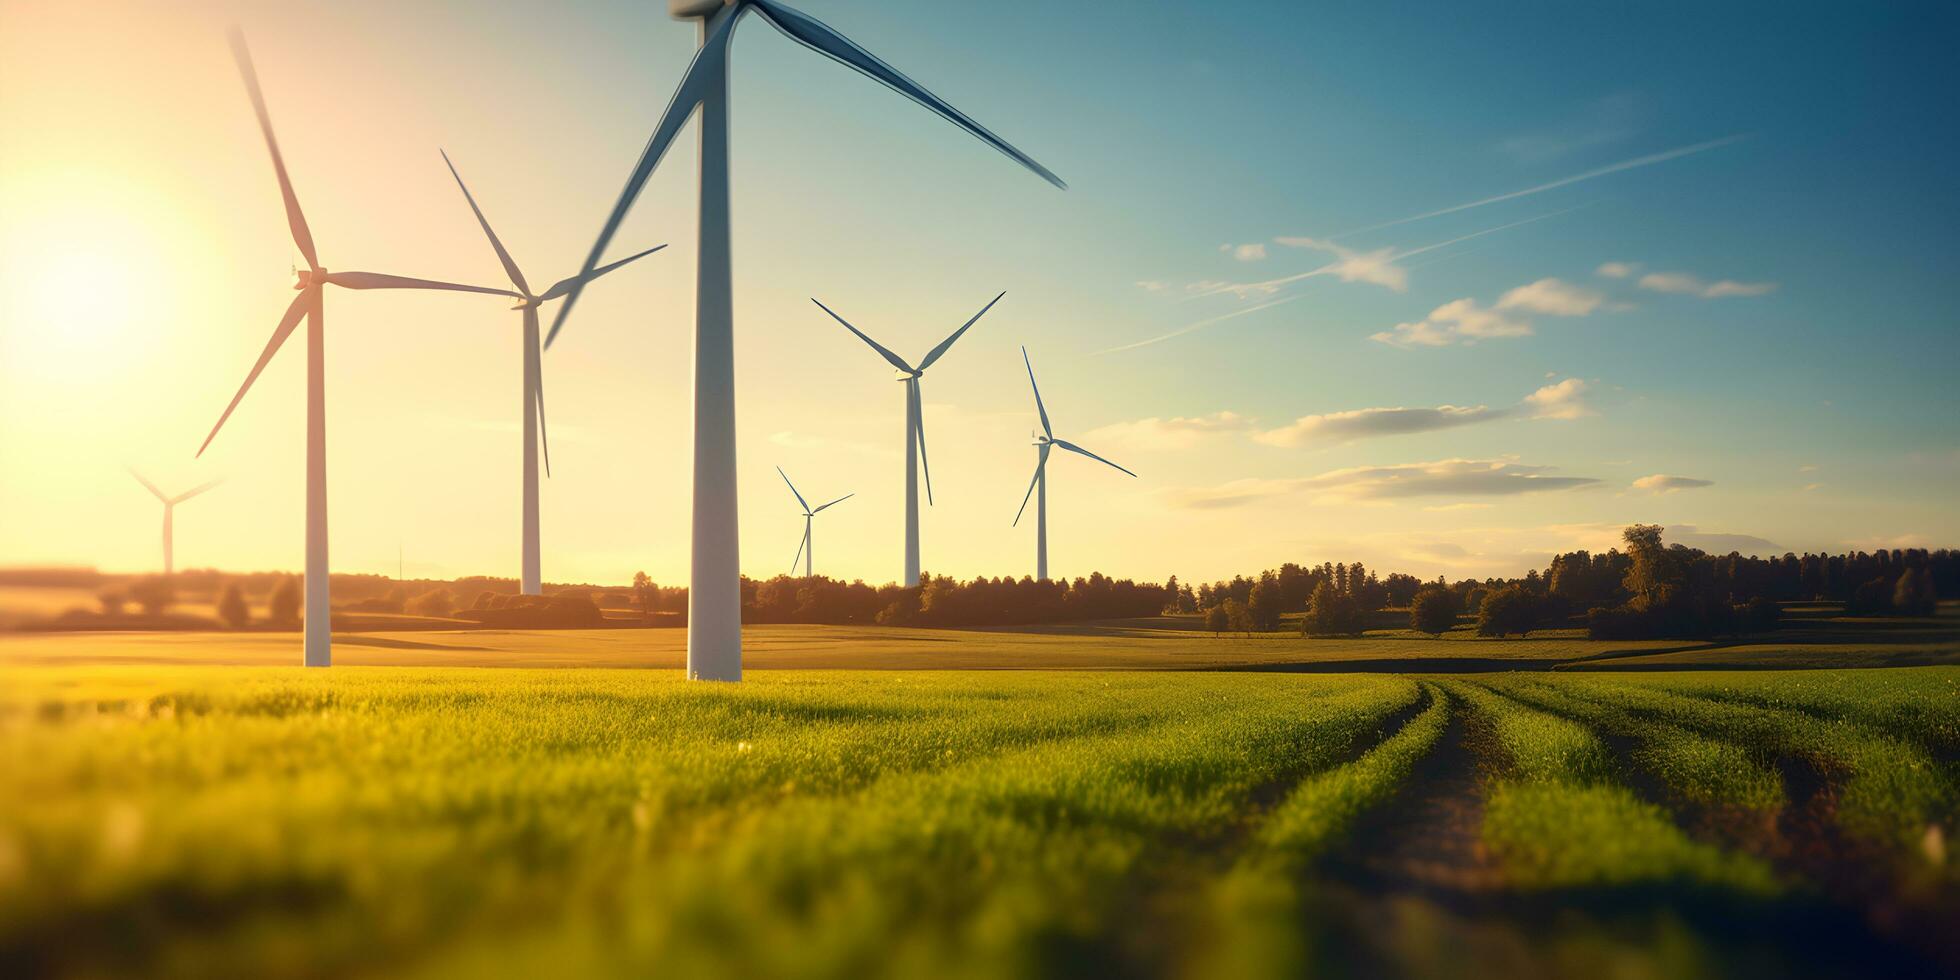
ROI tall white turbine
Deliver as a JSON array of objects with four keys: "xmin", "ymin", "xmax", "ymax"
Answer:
[
  {"xmin": 777, "ymin": 467, "xmax": 852, "ymax": 578},
  {"xmin": 1014, "ymin": 348, "xmax": 1136, "ymax": 581},
  {"xmin": 200, "ymin": 33, "xmax": 521, "ymax": 667},
  {"xmin": 813, "ymin": 293, "xmax": 1003, "ymax": 585},
  {"xmin": 127, "ymin": 469, "xmax": 220, "ymax": 577},
  {"xmin": 438, "ymin": 151, "xmax": 665, "ymax": 595},
  {"xmin": 545, "ymin": 0, "xmax": 1064, "ymax": 682}
]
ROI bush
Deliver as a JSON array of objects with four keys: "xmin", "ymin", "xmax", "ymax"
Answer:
[
  {"xmin": 97, "ymin": 590, "xmax": 126, "ymax": 617},
  {"xmin": 1204, "ymin": 605, "xmax": 1230, "ymax": 635},
  {"xmin": 268, "ymin": 576, "xmax": 302, "ymax": 624},
  {"xmin": 128, "ymin": 577, "xmax": 175, "ymax": 615},
  {"xmin": 1410, "ymin": 588, "xmax": 1457, "ymax": 636},
  {"xmin": 1476, "ymin": 585, "xmax": 1536, "ymax": 637},
  {"xmin": 1738, "ymin": 595, "xmax": 1780, "ymax": 633},
  {"xmin": 408, "ymin": 589, "xmax": 455, "ymax": 618},
  {"xmin": 1301, "ymin": 582, "xmax": 1362, "ymax": 637},
  {"xmin": 217, "ymin": 583, "xmax": 250, "ymax": 629}
]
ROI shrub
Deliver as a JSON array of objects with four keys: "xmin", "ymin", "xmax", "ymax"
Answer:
[
  {"xmin": 1410, "ymin": 588, "xmax": 1457, "ymax": 636},
  {"xmin": 217, "ymin": 583, "xmax": 250, "ymax": 629},
  {"xmin": 1204, "ymin": 605, "xmax": 1230, "ymax": 635},
  {"xmin": 128, "ymin": 577, "xmax": 175, "ymax": 615},
  {"xmin": 408, "ymin": 589, "xmax": 455, "ymax": 618},
  {"xmin": 97, "ymin": 590, "xmax": 126, "ymax": 617},
  {"xmin": 268, "ymin": 576, "xmax": 302, "ymax": 624},
  {"xmin": 1477, "ymin": 585, "xmax": 1537, "ymax": 637}
]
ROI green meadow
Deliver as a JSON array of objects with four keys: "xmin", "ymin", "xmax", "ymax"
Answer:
[{"xmin": 1, "ymin": 634, "xmax": 1955, "ymax": 978}]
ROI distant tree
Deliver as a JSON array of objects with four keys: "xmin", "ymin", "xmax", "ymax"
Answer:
[
  {"xmin": 1220, "ymin": 598, "xmax": 1252, "ymax": 635},
  {"xmin": 128, "ymin": 577, "xmax": 175, "ymax": 616},
  {"xmin": 1476, "ymin": 585, "xmax": 1537, "ymax": 637},
  {"xmin": 1464, "ymin": 586, "xmax": 1490, "ymax": 615},
  {"xmin": 1622, "ymin": 524, "xmax": 1683, "ymax": 607},
  {"xmin": 1302, "ymin": 582, "xmax": 1361, "ymax": 636},
  {"xmin": 217, "ymin": 583, "xmax": 250, "ymax": 629},
  {"xmin": 1893, "ymin": 568, "xmax": 1937, "ymax": 616},
  {"xmin": 1738, "ymin": 595, "xmax": 1780, "ymax": 633},
  {"xmin": 1381, "ymin": 572, "xmax": 1423, "ymax": 608},
  {"xmin": 408, "ymin": 589, "xmax": 455, "ymax": 618},
  {"xmin": 97, "ymin": 590, "xmax": 127, "ymax": 617},
  {"xmin": 1245, "ymin": 578, "xmax": 1284, "ymax": 631},
  {"xmin": 1204, "ymin": 604, "xmax": 1230, "ymax": 636},
  {"xmin": 1410, "ymin": 588, "xmax": 1457, "ymax": 636},
  {"xmin": 268, "ymin": 576, "xmax": 302, "ymax": 625}
]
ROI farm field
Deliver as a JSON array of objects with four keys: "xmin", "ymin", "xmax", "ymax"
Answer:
[
  {"xmin": 1, "ymin": 658, "xmax": 1954, "ymax": 978},
  {"xmin": 2, "ymin": 602, "xmax": 1956, "ymax": 672}
]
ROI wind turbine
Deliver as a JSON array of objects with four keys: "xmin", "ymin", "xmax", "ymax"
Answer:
[
  {"xmin": 545, "ymin": 0, "xmax": 1064, "ymax": 682},
  {"xmin": 813, "ymin": 292, "xmax": 1003, "ymax": 586},
  {"xmin": 437, "ymin": 150, "xmax": 666, "ymax": 595},
  {"xmin": 777, "ymin": 467, "xmax": 852, "ymax": 578},
  {"xmin": 198, "ymin": 32, "xmax": 520, "ymax": 668},
  {"xmin": 127, "ymin": 469, "xmax": 220, "ymax": 577},
  {"xmin": 1013, "ymin": 348, "xmax": 1136, "ymax": 582}
]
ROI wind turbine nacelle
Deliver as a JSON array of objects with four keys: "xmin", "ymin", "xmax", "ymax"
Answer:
[
  {"xmin": 670, "ymin": 0, "xmax": 733, "ymax": 19},
  {"xmin": 295, "ymin": 268, "xmax": 325, "ymax": 289}
]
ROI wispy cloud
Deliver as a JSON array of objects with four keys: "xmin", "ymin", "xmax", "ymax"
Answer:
[
  {"xmin": 1372, "ymin": 276, "xmax": 1614, "ymax": 348},
  {"xmin": 1084, "ymin": 412, "xmax": 1254, "ymax": 451},
  {"xmin": 1092, "ymin": 294, "xmax": 1306, "ymax": 355},
  {"xmin": 1164, "ymin": 457, "xmax": 1602, "ymax": 509},
  {"xmin": 1637, "ymin": 271, "xmax": 1776, "ymax": 298},
  {"xmin": 1595, "ymin": 261, "xmax": 1640, "ymax": 279},
  {"xmin": 1631, "ymin": 473, "xmax": 1714, "ymax": 493},
  {"xmin": 1342, "ymin": 133, "xmax": 1749, "ymax": 235},
  {"xmin": 1498, "ymin": 93, "xmax": 1647, "ymax": 164},
  {"xmin": 1668, "ymin": 526, "xmax": 1779, "ymax": 554},
  {"xmin": 1220, "ymin": 243, "xmax": 1267, "ymax": 262},
  {"xmin": 1253, "ymin": 405, "xmax": 1502, "ymax": 447}
]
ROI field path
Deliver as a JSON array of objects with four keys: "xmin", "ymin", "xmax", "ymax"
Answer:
[{"xmin": 1330, "ymin": 695, "xmax": 1504, "ymax": 895}]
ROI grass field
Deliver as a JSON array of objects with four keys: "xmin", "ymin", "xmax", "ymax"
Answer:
[{"xmin": 1, "ymin": 629, "xmax": 1956, "ymax": 978}]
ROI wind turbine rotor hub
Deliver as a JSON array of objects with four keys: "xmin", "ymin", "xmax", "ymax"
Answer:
[
  {"xmin": 669, "ymin": 0, "xmax": 734, "ymax": 20},
  {"xmin": 294, "ymin": 267, "xmax": 326, "ymax": 289}
]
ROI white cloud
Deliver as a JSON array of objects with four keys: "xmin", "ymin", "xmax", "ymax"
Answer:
[
  {"xmin": 1523, "ymin": 378, "xmax": 1594, "ymax": 419},
  {"xmin": 1166, "ymin": 457, "xmax": 1601, "ymax": 509},
  {"xmin": 1270, "ymin": 237, "xmax": 1409, "ymax": 291},
  {"xmin": 1371, "ymin": 297, "xmax": 1533, "ymax": 348},
  {"xmin": 1595, "ymin": 261, "xmax": 1640, "ymax": 279},
  {"xmin": 1374, "ymin": 275, "xmax": 1620, "ymax": 348},
  {"xmin": 1134, "ymin": 280, "xmax": 1171, "ymax": 293},
  {"xmin": 1497, "ymin": 278, "xmax": 1610, "ymax": 316},
  {"xmin": 1253, "ymin": 405, "xmax": 1501, "ymax": 447},
  {"xmin": 1084, "ymin": 412, "xmax": 1254, "ymax": 451},
  {"xmin": 1845, "ymin": 533, "xmax": 1931, "ymax": 551},
  {"xmin": 1631, "ymin": 473, "xmax": 1714, "ymax": 493},
  {"xmin": 1220, "ymin": 243, "xmax": 1268, "ymax": 262},
  {"xmin": 1636, "ymin": 271, "xmax": 1777, "ymax": 298}
]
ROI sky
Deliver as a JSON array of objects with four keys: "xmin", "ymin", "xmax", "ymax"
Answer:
[{"xmin": 1, "ymin": 0, "xmax": 1956, "ymax": 587}]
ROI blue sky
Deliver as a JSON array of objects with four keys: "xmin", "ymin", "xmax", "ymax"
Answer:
[{"xmin": 1, "ymin": 0, "xmax": 1955, "ymax": 583}]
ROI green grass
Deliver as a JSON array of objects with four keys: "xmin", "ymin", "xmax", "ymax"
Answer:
[{"xmin": 1, "ymin": 655, "xmax": 1956, "ymax": 978}]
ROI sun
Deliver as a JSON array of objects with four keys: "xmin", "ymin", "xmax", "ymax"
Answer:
[{"xmin": 0, "ymin": 175, "xmax": 176, "ymax": 363}]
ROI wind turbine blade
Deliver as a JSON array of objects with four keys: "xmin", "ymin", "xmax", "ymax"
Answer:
[
  {"xmin": 539, "ymin": 244, "xmax": 668, "ymax": 302},
  {"xmin": 1022, "ymin": 346, "xmax": 1051, "ymax": 437},
  {"xmin": 1013, "ymin": 452, "xmax": 1048, "ymax": 527},
  {"xmin": 198, "ymin": 290, "xmax": 310, "ymax": 457},
  {"xmin": 171, "ymin": 478, "xmax": 224, "ymax": 504},
  {"xmin": 916, "ymin": 290, "xmax": 1004, "ymax": 372},
  {"xmin": 811, "ymin": 298, "xmax": 914, "ymax": 373},
  {"xmin": 776, "ymin": 466, "xmax": 810, "ymax": 513},
  {"xmin": 790, "ymin": 524, "xmax": 807, "ymax": 576},
  {"xmin": 812, "ymin": 493, "xmax": 854, "ymax": 513},
  {"xmin": 1053, "ymin": 438, "xmax": 1137, "ymax": 478},
  {"xmin": 126, "ymin": 467, "xmax": 167, "ymax": 502},
  {"xmin": 546, "ymin": 15, "xmax": 736, "ymax": 348},
  {"xmin": 912, "ymin": 382, "xmax": 933, "ymax": 506},
  {"xmin": 229, "ymin": 30, "xmax": 318, "ymax": 271},
  {"xmin": 440, "ymin": 149, "xmax": 529, "ymax": 295},
  {"xmin": 324, "ymin": 271, "xmax": 518, "ymax": 297},
  {"xmin": 533, "ymin": 340, "xmax": 552, "ymax": 479},
  {"xmin": 748, "ymin": 0, "xmax": 1066, "ymax": 191}
]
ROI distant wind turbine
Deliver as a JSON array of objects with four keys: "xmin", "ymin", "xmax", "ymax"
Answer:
[
  {"xmin": 1014, "ymin": 348, "xmax": 1136, "ymax": 581},
  {"xmin": 777, "ymin": 467, "xmax": 852, "ymax": 578},
  {"xmin": 545, "ymin": 0, "xmax": 1063, "ymax": 682},
  {"xmin": 438, "ymin": 150, "xmax": 665, "ymax": 595},
  {"xmin": 814, "ymin": 292, "xmax": 1003, "ymax": 585},
  {"xmin": 198, "ymin": 32, "xmax": 520, "ymax": 668},
  {"xmin": 127, "ymin": 469, "xmax": 220, "ymax": 577}
]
